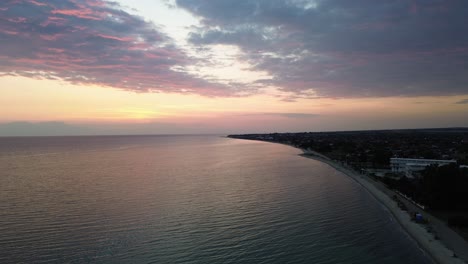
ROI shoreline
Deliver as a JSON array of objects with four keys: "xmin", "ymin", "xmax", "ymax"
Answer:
[
  {"xmin": 228, "ymin": 137, "xmax": 468, "ymax": 263},
  {"xmin": 298, "ymin": 149, "xmax": 465, "ymax": 264},
  {"xmin": 241, "ymin": 137, "xmax": 468, "ymax": 264}
]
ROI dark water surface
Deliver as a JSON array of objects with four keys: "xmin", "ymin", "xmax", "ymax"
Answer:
[{"xmin": 0, "ymin": 135, "xmax": 431, "ymax": 263}]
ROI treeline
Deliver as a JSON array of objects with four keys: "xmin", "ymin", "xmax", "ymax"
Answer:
[{"xmin": 382, "ymin": 164, "xmax": 468, "ymax": 211}]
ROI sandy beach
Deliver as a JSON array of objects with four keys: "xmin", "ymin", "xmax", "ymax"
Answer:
[{"xmin": 299, "ymin": 149, "xmax": 467, "ymax": 264}]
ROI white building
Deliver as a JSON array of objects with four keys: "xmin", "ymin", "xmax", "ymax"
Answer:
[{"xmin": 390, "ymin": 158, "xmax": 457, "ymax": 178}]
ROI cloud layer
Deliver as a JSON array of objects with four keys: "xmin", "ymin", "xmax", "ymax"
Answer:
[
  {"xmin": 2, "ymin": 0, "xmax": 468, "ymax": 99},
  {"xmin": 0, "ymin": 0, "xmax": 238, "ymax": 96},
  {"xmin": 178, "ymin": 0, "xmax": 468, "ymax": 98}
]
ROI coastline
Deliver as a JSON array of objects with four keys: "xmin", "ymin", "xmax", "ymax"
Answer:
[{"xmin": 298, "ymin": 149, "xmax": 465, "ymax": 264}]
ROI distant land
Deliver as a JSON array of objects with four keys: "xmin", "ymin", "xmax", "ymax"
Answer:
[{"xmin": 229, "ymin": 127, "xmax": 468, "ymax": 165}]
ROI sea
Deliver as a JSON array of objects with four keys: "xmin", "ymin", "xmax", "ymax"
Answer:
[{"xmin": 0, "ymin": 135, "xmax": 432, "ymax": 263}]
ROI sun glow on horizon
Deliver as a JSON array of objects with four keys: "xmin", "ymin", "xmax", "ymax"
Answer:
[{"xmin": 1, "ymin": 75, "xmax": 467, "ymax": 135}]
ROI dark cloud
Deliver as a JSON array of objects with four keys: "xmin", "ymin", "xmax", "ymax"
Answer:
[
  {"xmin": 456, "ymin": 99, "xmax": 468, "ymax": 104},
  {"xmin": 0, "ymin": 0, "xmax": 241, "ymax": 96},
  {"xmin": 177, "ymin": 0, "xmax": 468, "ymax": 98},
  {"xmin": 3, "ymin": 0, "xmax": 468, "ymax": 99}
]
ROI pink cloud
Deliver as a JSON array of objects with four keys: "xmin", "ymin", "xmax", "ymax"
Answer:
[
  {"xmin": 94, "ymin": 33, "xmax": 132, "ymax": 42},
  {"xmin": 40, "ymin": 16, "xmax": 68, "ymax": 27},
  {"xmin": 0, "ymin": 0, "xmax": 240, "ymax": 97},
  {"xmin": 51, "ymin": 8, "xmax": 102, "ymax": 20},
  {"xmin": 6, "ymin": 17, "xmax": 27, "ymax": 23},
  {"xmin": 0, "ymin": 28, "xmax": 19, "ymax": 35},
  {"xmin": 29, "ymin": 0, "xmax": 47, "ymax": 6}
]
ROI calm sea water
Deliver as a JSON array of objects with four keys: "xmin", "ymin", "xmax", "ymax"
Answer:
[{"xmin": 0, "ymin": 135, "xmax": 431, "ymax": 263}]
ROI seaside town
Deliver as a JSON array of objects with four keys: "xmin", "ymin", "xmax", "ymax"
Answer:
[{"xmin": 229, "ymin": 128, "xmax": 468, "ymax": 262}]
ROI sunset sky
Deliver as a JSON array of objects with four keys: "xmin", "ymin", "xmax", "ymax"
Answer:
[{"xmin": 1, "ymin": 0, "xmax": 468, "ymax": 136}]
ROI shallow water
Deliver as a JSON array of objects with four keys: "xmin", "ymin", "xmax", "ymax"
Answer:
[{"xmin": 0, "ymin": 135, "xmax": 431, "ymax": 263}]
